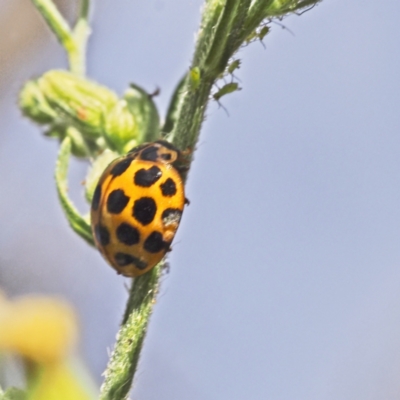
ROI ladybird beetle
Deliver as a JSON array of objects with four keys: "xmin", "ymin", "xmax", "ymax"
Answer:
[{"xmin": 90, "ymin": 140, "xmax": 186, "ymax": 277}]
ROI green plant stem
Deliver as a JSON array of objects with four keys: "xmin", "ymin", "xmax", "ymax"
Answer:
[
  {"xmin": 71, "ymin": 0, "xmax": 91, "ymax": 75},
  {"xmin": 55, "ymin": 136, "xmax": 94, "ymax": 245},
  {"xmin": 99, "ymin": 265, "xmax": 163, "ymax": 400},
  {"xmin": 169, "ymin": 0, "xmax": 243, "ymax": 150},
  {"xmin": 31, "ymin": 0, "xmax": 90, "ymax": 74},
  {"xmin": 204, "ymin": 0, "xmax": 243, "ymax": 76},
  {"xmin": 31, "ymin": 0, "xmax": 72, "ymax": 47},
  {"xmin": 79, "ymin": 0, "xmax": 90, "ymax": 20}
]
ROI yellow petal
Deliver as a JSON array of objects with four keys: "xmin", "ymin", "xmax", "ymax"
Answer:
[
  {"xmin": 0, "ymin": 296, "xmax": 77, "ymax": 364},
  {"xmin": 28, "ymin": 361, "xmax": 96, "ymax": 400}
]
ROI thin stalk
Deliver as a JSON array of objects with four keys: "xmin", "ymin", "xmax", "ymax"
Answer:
[
  {"xmin": 31, "ymin": 0, "xmax": 73, "ymax": 47},
  {"xmin": 99, "ymin": 266, "xmax": 163, "ymax": 400},
  {"xmin": 31, "ymin": 0, "xmax": 90, "ymax": 74},
  {"xmin": 168, "ymin": 77, "xmax": 214, "ymax": 153},
  {"xmin": 72, "ymin": 0, "xmax": 92, "ymax": 75},
  {"xmin": 204, "ymin": 0, "xmax": 242, "ymax": 76},
  {"xmin": 79, "ymin": 0, "xmax": 90, "ymax": 20}
]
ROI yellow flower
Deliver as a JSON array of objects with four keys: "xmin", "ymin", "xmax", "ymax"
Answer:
[
  {"xmin": 0, "ymin": 292, "xmax": 96, "ymax": 400},
  {"xmin": 0, "ymin": 293, "xmax": 77, "ymax": 364},
  {"xmin": 28, "ymin": 362, "xmax": 95, "ymax": 400}
]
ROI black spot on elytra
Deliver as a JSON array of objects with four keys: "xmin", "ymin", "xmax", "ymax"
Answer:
[
  {"xmin": 160, "ymin": 153, "xmax": 172, "ymax": 161},
  {"xmin": 132, "ymin": 197, "xmax": 157, "ymax": 225},
  {"xmin": 116, "ymin": 222, "xmax": 140, "ymax": 245},
  {"xmin": 160, "ymin": 178, "xmax": 177, "ymax": 197},
  {"xmin": 144, "ymin": 231, "xmax": 166, "ymax": 253},
  {"xmin": 114, "ymin": 252, "xmax": 147, "ymax": 270},
  {"xmin": 134, "ymin": 166, "xmax": 162, "ymax": 187},
  {"xmin": 110, "ymin": 157, "xmax": 134, "ymax": 177},
  {"xmin": 92, "ymin": 184, "xmax": 101, "ymax": 211},
  {"xmin": 94, "ymin": 224, "xmax": 110, "ymax": 246},
  {"xmin": 107, "ymin": 189, "xmax": 130, "ymax": 214},
  {"xmin": 162, "ymin": 208, "xmax": 182, "ymax": 225},
  {"xmin": 140, "ymin": 146, "xmax": 159, "ymax": 161}
]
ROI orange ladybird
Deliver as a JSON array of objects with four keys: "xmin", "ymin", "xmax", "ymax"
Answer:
[{"xmin": 91, "ymin": 140, "xmax": 186, "ymax": 277}]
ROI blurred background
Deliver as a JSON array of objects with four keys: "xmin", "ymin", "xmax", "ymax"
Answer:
[{"xmin": 1, "ymin": 1, "xmax": 400, "ymax": 399}]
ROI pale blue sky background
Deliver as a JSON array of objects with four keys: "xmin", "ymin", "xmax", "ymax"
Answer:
[{"xmin": 1, "ymin": 1, "xmax": 400, "ymax": 399}]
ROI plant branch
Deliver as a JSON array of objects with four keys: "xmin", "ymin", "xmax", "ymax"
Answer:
[
  {"xmin": 79, "ymin": 0, "xmax": 90, "ymax": 20},
  {"xmin": 31, "ymin": 0, "xmax": 90, "ymax": 74},
  {"xmin": 204, "ymin": 0, "xmax": 243, "ymax": 76},
  {"xmin": 32, "ymin": 0, "xmax": 73, "ymax": 46},
  {"xmin": 55, "ymin": 136, "xmax": 94, "ymax": 246},
  {"xmin": 168, "ymin": 0, "xmax": 245, "ymax": 151},
  {"xmin": 71, "ymin": 0, "xmax": 91, "ymax": 75}
]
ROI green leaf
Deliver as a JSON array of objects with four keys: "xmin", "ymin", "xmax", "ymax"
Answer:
[{"xmin": 55, "ymin": 137, "xmax": 94, "ymax": 246}]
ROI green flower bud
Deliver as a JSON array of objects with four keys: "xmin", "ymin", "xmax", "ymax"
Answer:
[
  {"xmin": 123, "ymin": 83, "xmax": 160, "ymax": 143},
  {"xmin": 103, "ymin": 99, "xmax": 139, "ymax": 153},
  {"xmin": 19, "ymin": 80, "xmax": 57, "ymax": 124},
  {"xmin": 38, "ymin": 70, "xmax": 119, "ymax": 138}
]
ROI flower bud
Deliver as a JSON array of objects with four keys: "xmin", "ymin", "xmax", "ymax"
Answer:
[
  {"xmin": 123, "ymin": 83, "xmax": 160, "ymax": 143},
  {"xmin": 19, "ymin": 80, "xmax": 57, "ymax": 124},
  {"xmin": 38, "ymin": 70, "xmax": 119, "ymax": 138},
  {"xmin": 103, "ymin": 99, "xmax": 139, "ymax": 153}
]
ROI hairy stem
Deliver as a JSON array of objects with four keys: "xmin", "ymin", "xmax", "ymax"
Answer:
[
  {"xmin": 99, "ymin": 266, "xmax": 163, "ymax": 400},
  {"xmin": 31, "ymin": 0, "xmax": 90, "ymax": 74},
  {"xmin": 31, "ymin": 0, "xmax": 73, "ymax": 47},
  {"xmin": 204, "ymin": 0, "xmax": 243, "ymax": 76},
  {"xmin": 71, "ymin": 0, "xmax": 91, "ymax": 75}
]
